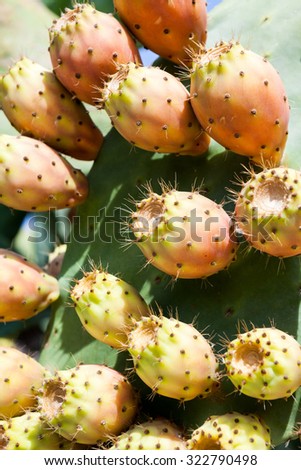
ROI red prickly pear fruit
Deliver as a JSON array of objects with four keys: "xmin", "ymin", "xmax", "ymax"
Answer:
[
  {"xmin": 234, "ymin": 166, "xmax": 301, "ymax": 258},
  {"xmin": 0, "ymin": 412, "xmax": 75, "ymax": 450},
  {"xmin": 0, "ymin": 248, "xmax": 60, "ymax": 322},
  {"xmin": 0, "ymin": 57, "xmax": 103, "ymax": 161},
  {"xmin": 110, "ymin": 418, "xmax": 187, "ymax": 450},
  {"xmin": 190, "ymin": 41, "xmax": 290, "ymax": 167},
  {"xmin": 0, "ymin": 134, "xmax": 88, "ymax": 212},
  {"xmin": 187, "ymin": 412, "xmax": 271, "ymax": 450},
  {"xmin": 113, "ymin": 0, "xmax": 207, "ymax": 66},
  {"xmin": 130, "ymin": 187, "xmax": 238, "ymax": 279},
  {"xmin": 127, "ymin": 313, "xmax": 219, "ymax": 402},
  {"xmin": 101, "ymin": 63, "xmax": 210, "ymax": 156},
  {"xmin": 0, "ymin": 346, "xmax": 46, "ymax": 418},
  {"xmin": 70, "ymin": 267, "xmax": 150, "ymax": 348},
  {"xmin": 223, "ymin": 326, "xmax": 301, "ymax": 400},
  {"xmin": 48, "ymin": 3, "xmax": 141, "ymax": 105},
  {"xmin": 38, "ymin": 364, "xmax": 138, "ymax": 445}
]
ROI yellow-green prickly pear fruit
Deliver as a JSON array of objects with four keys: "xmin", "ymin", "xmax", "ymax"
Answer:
[
  {"xmin": 127, "ymin": 313, "xmax": 219, "ymax": 402},
  {"xmin": 187, "ymin": 412, "xmax": 271, "ymax": 450}
]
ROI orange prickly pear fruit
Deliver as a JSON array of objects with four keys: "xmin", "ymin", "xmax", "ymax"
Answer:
[
  {"xmin": 49, "ymin": 3, "xmax": 141, "ymax": 105},
  {"xmin": 0, "ymin": 57, "xmax": 103, "ymax": 161}
]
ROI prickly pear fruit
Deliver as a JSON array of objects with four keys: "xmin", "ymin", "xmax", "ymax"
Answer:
[
  {"xmin": 0, "ymin": 57, "xmax": 103, "ymax": 161},
  {"xmin": 190, "ymin": 40, "xmax": 290, "ymax": 166},
  {"xmin": 0, "ymin": 412, "xmax": 74, "ymax": 450},
  {"xmin": 70, "ymin": 267, "xmax": 150, "ymax": 348},
  {"xmin": 130, "ymin": 187, "xmax": 238, "ymax": 279},
  {"xmin": 38, "ymin": 364, "xmax": 138, "ymax": 445},
  {"xmin": 0, "ymin": 346, "xmax": 46, "ymax": 418},
  {"xmin": 0, "ymin": 248, "xmax": 60, "ymax": 322},
  {"xmin": 127, "ymin": 313, "xmax": 219, "ymax": 401},
  {"xmin": 223, "ymin": 326, "xmax": 301, "ymax": 400},
  {"xmin": 113, "ymin": 0, "xmax": 207, "ymax": 65},
  {"xmin": 49, "ymin": 3, "xmax": 141, "ymax": 105},
  {"xmin": 234, "ymin": 166, "xmax": 301, "ymax": 258},
  {"xmin": 187, "ymin": 412, "xmax": 271, "ymax": 450},
  {"xmin": 0, "ymin": 134, "xmax": 88, "ymax": 212},
  {"xmin": 101, "ymin": 63, "xmax": 210, "ymax": 156},
  {"xmin": 110, "ymin": 418, "xmax": 187, "ymax": 450}
]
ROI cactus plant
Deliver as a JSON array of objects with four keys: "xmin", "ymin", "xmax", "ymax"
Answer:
[{"xmin": 0, "ymin": 0, "xmax": 301, "ymax": 451}]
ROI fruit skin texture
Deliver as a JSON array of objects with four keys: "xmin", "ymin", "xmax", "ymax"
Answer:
[
  {"xmin": 190, "ymin": 41, "xmax": 290, "ymax": 166},
  {"xmin": 130, "ymin": 188, "xmax": 238, "ymax": 279},
  {"xmin": 187, "ymin": 412, "xmax": 271, "ymax": 450},
  {"xmin": 49, "ymin": 3, "xmax": 141, "ymax": 105},
  {"xmin": 234, "ymin": 166, "xmax": 301, "ymax": 258},
  {"xmin": 102, "ymin": 63, "xmax": 210, "ymax": 156},
  {"xmin": 0, "ymin": 57, "xmax": 103, "ymax": 161},
  {"xmin": 70, "ymin": 268, "xmax": 150, "ymax": 348},
  {"xmin": 0, "ymin": 346, "xmax": 46, "ymax": 418},
  {"xmin": 113, "ymin": 0, "xmax": 207, "ymax": 65},
  {"xmin": 0, "ymin": 134, "xmax": 88, "ymax": 212},
  {"xmin": 224, "ymin": 327, "xmax": 301, "ymax": 400},
  {"xmin": 110, "ymin": 418, "xmax": 187, "ymax": 450},
  {"xmin": 127, "ymin": 314, "xmax": 219, "ymax": 401},
  {"xmin": 0, "ymin": 412, "xmax": 73, "ymax": 450},
  {"xmin": 38, "ymin": 364, "xmax": 138, "ymax": 445},
  {"xmin": 0, "ymin": 249, "xmax": 60, "ymax": 322}
]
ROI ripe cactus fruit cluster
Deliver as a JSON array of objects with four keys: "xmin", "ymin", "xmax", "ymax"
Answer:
[
  {"xmin": 223, "ymin": 327, "xmax": 301, "ymax": 400},
  {"xmin": 110, "ymin": 418, "xmax": 187, "ymax": 450},
  {"xmin": 234, "ymin": 166, "xmax": 301, "ymax": 258},
  {"xmin": 0, "ymin": 134, "xmax": 88, "ymax": 212},
  {"xmin": 38, "ymin": 364, "xmax": 138, "ymax": 445},
  {"xmin": 70, "ymin": 267, "xmax": 150, "ymax": 348},
  {"xmin": 101, "ymin": 63, "xmax": 210, "ymax": 156},
  {"xmin": 0, "ymin": 57, "xmax": 103, "ymax": 161},
  {"xmin": 0, "ymin": 249, "xmax": 60, "ymax": 322},
  {"xmin": 113, "ymin": 0, "xmax": 208, "ymax": 65},
  {"xmin": 130, "ymin": 187, "xmax": 238, "ymax": 279},
  {"xmin": 0, "ymin": 346, "xmax": 46, "ymax": 418},
  {"xmin": 127, "ymin": 313, "xmax": 219, "ymax": 401},
  {"xmin": 187, "ymin": 412, "xmax": 271, "ymax": 450},
  {"xmin": 190, "ymin": 40, "xmax": 290, "ymax": 166},
  {"xmin": 48, "ymin": 3, "xmax": 141, "ymax": 105},
  {"xmin": 0, "ymin": 412, "xmax": 74, "ymax": 450}
]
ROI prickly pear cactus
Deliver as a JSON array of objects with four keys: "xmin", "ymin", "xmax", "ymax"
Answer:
[{"xmin": 1, "ymin": 0, "xmax": 301, "ymax": 450}]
